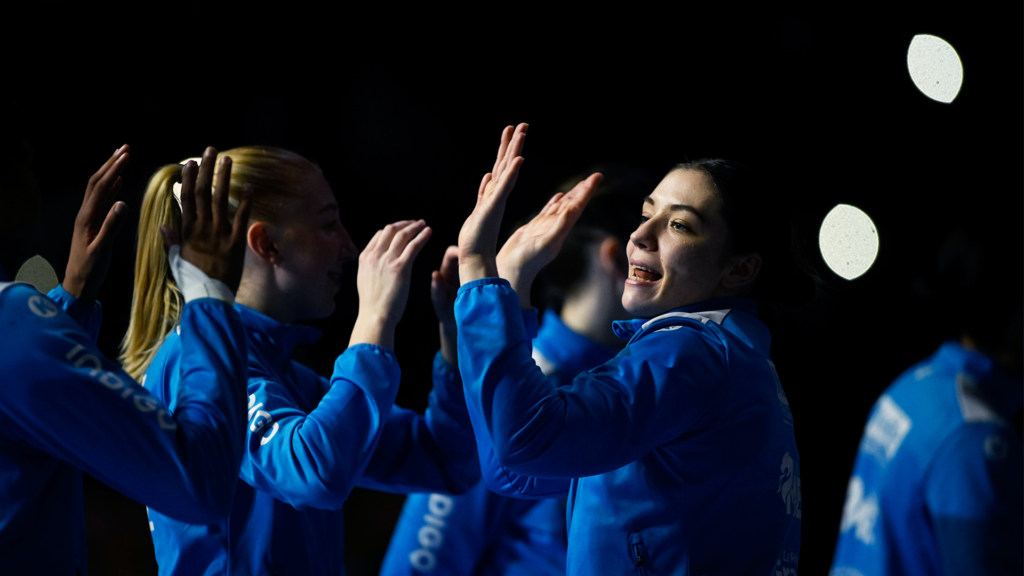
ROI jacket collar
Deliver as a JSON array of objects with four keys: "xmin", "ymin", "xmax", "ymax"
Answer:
[
  {"xmin": 935, "ymin": 340, "xmax": 1023, "ymax": 421},
  {"xmin": 611, "ymin": 297, "xmax": 757, "ymax": 341},
  {"xmin": 233, "ymin": 303, "xmax": 322, "ymax": 371}
]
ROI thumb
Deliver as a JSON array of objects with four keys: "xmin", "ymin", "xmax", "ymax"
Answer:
[
  {"xmin": 93, "ymin": 201, "xmax": 129, "ymax": 249},
  {"xmin": 159, "ymin": 224, "xmax": 181, "ymax": 250}
]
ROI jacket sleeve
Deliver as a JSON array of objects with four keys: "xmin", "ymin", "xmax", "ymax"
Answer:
[
  {"xmin": 0, "ymin": 285, "xmax": 249, "ymax": 525},
  {"xmin": 455, "ymin": 278, "xmax": 728, "ymax": 479},
  {"xmin": 379, "ymin": 485, "xmax": 509, "ymax": 576},
  {"xmin": 357, "ymin": 352, "xmax": 481, "ymax": 494},
  {"xmin": 237, "ymin": 344, "xmax": 402, "ymax": 510},
  {"xmin": 47, "ymin": 283, "xmax": 102, "ymax": 341},
  {"xmin": 925, "ymin": 423, "xmax": 1023, "ymax": 575}
]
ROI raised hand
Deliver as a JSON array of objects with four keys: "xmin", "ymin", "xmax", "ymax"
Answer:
[
  {"xmin": 497, "ymin": 173, "xmax": 603, "ymax": 309},
  {"xmin": 349, "ymin": 220, "xmax": 433, "ymax": 350},
  {"xmin": 457, "ymin": 123, "xmax": 528, "ymax": 283},
  {"xmin": 431, "ymin": 245, "xmax": 460, "ymax": 365},
  {"xmin": 63, "ymin": 145, "xmax": 131, "ymax": 306},
  {"xmin": 159, "ymin": 146, "xmax": 253, "ymax": 293}
]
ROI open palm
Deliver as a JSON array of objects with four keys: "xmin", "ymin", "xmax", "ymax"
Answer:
[
  {"xmin": 457, "ymin": 123, "xmax": 528, "ymax": 282},
  {"xmin": 496, "ymin": 173, "xmax": 602, "ymax": 302}
]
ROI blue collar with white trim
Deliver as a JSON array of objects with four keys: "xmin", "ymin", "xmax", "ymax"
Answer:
[{"xmin": 611, "ymin": 297, "xmax": 758, "ymax": 341}]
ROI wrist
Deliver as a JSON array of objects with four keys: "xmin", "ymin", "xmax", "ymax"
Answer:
[
  {"xmin": 438, "ymin": 322, "xmax": 458, "ymax": 366},
  {"xmin": 349, "ymin": 312, "xmax": 396, "ymax": 350},
  {"xmin": 458, "ymin": 253, "xmax": 498, "ymax": 285}
]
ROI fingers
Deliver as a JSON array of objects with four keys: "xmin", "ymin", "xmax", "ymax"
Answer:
[
  {"xmin": 398, "ymin": 225, "xmax": 432, "ymax": 263},
  {"xmin": 159, "ymin": 225, "xmax": 181, "ymax": 249},
  {"xmin": 439, "ymin": 245, "xmax": 460, "ymax": 290},
  {"xmin": 92, "ymin": 200, "xmax": 129, "ymax": 250},
  {"xmin": 213, "ymin": 155, "xmax": 233, "ymax": 232},
  {"xmin": 179, "ymin": 161, "xmax": 198, "ymax": 237},
  {"xmin": 193, "ymin": 147, "xmax": 218, "ymax": 225},
  {"xmin": 84, "ymin": 149, "xmax": 130, "ymax": 215},
  {"xmin": 85, "ymin": 144, "xmax": 129, "ymax": 202},
  {"xmin": 491, "ymin": 156, "xmax": 525, "ymax": 202},
  {"xmin": 372, "ymin": 220, "xmax": 418, "ymax": 256},
  {"xmin": 384, "ymin": 220, "xmax": 427, "ymax": 257},
  {"xmin": 478, "ymin": 173, "xmax": 492, "ymax": 198},
  {"xmin": 492, "ymin": 126, "xmax": 513, "ymax": 176}
]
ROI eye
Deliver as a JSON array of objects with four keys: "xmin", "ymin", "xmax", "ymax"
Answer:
[
  {"xmin": 639, "ymin": 215, "xmax": 650, "ymax": 225},
  {"xmin": 670, "ymin": 221, "xmax": 689, "ymax": 232},
  {"xmin": 323, "ymin": 220, "xmax": 339, "ymax": 231}
]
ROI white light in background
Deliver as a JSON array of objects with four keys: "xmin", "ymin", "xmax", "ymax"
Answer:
[
  {"xmin": 172, "ymin": 157, "xmax": 203, "ymax": 205},
  {"xmin": 907, "ymin": 34, "xmax": 963, "ymax": 103},
  {"xmin": 15, "ymin": 255, "xmax": 59, "ymax": 293},
  {"xmin": 819, "ymin": 204, "xmax": 879, "ymax": 280}
]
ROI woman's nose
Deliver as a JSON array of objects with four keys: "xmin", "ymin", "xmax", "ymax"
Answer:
[
  {"xmin": 338, "ymin": 227, "xmax": 358, "ymax": 262},
  {"xmin": 630, "ymin": 220, "xmax": 653, "ymax": 251}
]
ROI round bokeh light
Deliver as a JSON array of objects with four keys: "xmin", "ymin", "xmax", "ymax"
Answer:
[
  {"xmin": 907, "ymin": 34, "xmax": 963, "ymax": 103},
  {"xmin": 819, "ymin": 204, "xmax": 879, "ymax": 280}
]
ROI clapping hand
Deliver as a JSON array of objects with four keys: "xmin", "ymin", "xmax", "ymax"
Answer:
[
  {"xmin": 457, "ymin": 124, "xmax": 528, "ymax": 283},
  {"xmin": 63, "ymin": 145, "xmax": 131, "ymax": 306}
]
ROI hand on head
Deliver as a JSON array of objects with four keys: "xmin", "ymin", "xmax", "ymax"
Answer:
[
  {"xmin": 349, "ymin": 219, "xmax": 433, "ymax": 349},
  {"xmin": 158, "ymin": 146, "xmax": 253, "ymax": 293},
  {"xmin": 63, "ymin": 145, "xmax": 131, "ymax": 305}
]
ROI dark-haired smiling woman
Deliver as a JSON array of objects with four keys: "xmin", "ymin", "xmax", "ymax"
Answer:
[{"xmin": 454, "ymin": 124, "xmax": 813, "ymax": 575}]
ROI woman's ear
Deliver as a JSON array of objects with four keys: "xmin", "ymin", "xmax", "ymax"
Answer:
[
  {"xmin": 722, "ymin": 252, "xmax": 762, "ymax": 290},
  {"xmin": 598, "ymin": 236, "xmax": 626, "ymax": 279},
  {"xmin": 247, "ymin": 222, "xmax": 280, "ymax": 264}
]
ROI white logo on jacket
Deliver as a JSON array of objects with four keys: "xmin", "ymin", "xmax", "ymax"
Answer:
[
  {"xmin": 861, "ymin": 396, "xmax": 911, "ymax": 465},
  {"xmin": 28, "ymin": 295, "xmax": 58, "ymax": 318},
  {"xmin": 840, "ymin": 476, "xmax": 878, "ymax": 545},
  {"xmin": 408, "ymin": 493, "xmax": 454, "ymax": 572},
  {"xmin": 777, "ymin": 452, "xmax": 802, "ymax": 518},
  {"xmin": 248, "ymin": 393, "xmax": 279, "ymax": 445}
]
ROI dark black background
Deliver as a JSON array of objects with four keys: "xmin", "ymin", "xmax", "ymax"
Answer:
[{"xmin": 6, "ymin": 4, "xmax": 1021, "ymax": 574}]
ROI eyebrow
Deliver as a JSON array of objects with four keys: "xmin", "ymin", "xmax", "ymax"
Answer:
[
  {"xmin": 317, "ymin": 203, "xmax": 339, "ymax": 215},
  {"xmin": 643, "ymin": 196, "xmax": 704, "ymax": 221}
]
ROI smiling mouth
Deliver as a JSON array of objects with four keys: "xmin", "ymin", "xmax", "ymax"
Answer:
[{"xmin": 630, "ymin": 265, "xmax": 663, "ymax": 282}]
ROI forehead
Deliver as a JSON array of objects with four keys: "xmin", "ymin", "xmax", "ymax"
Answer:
[
  {"xmin": 647, "ymin": 169, "xmax": 720, "ymax": 214},
  {"xmin": 296, "ymin": 172, "xmax": 336, "ymax": 213}
]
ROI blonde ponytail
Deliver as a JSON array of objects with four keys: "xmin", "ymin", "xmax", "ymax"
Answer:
[
  {"xmin": 120, "ymin": 164, "xmax": 184, "ymax": 381},
  {"xmin": 121, "ymin": 146, "xmax": 320, "ymax": 380}
]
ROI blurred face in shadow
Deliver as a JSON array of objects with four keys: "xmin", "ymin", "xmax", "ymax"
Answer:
[
  {"xmin": 622, "ymin": 169, "xmax": 733, "ymax": 317},
  {"xmin": 260, "ymin": 172, "xmax": 358, "ymax": 321}
]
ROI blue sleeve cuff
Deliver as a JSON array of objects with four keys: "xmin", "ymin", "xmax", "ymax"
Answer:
[
  {"xmin": 433, "ymin": 349, "xmax": 459, "ymax": 375},
  {"xmin": 48, "ymin": 283, "xmax": 102, "ymax": 341},
  {"xmin": 456, "ymin": 276, "xmax": 511, "ymax": 294},
  {"xmin": 345, "ymin": 342, "xmax": 399, "ymax": 363}
]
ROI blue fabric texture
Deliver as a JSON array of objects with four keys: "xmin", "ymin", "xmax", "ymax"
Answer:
[
  {"xmin": 146, "ymin": 303, "xmax": 479, "ymax": 575},
  {"xmin": 0, "ymin": 283, "xmax": 249, "ymax": 575},
  {"xmin": 831, "ymin": 341, "xmax": 1023, "ymax": 576},
  {"xmin": 454, "ymin": 278, "xmax": 802, "ymax": 576},
  {"xmin": 381, "ymin": 310, "xmax": 617, "ymax": 576}
]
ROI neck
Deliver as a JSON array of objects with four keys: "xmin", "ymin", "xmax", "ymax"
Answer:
[
  {"xmin": 559, "ymin": 276, "xmax": 628, "ymax": 349},
  {"xmin": 236, "ymin": 275, "xmax": 295, "ymax": 324}
]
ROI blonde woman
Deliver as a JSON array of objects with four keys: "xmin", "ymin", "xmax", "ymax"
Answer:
[{"xmin": 124, "ymin": 146, "xmax": 479, "ymax": 574}]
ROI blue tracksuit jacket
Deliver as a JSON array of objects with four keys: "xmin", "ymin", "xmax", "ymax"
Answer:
[
  {"xmin": 381, "ymin": 309, "xmax": 619, "ymax": 576},
  {"xmin": 831, "ymin": 341, "xmax": 1023, "ymax": 576},
  {"xmin": 455, "ymin": 278, "xmax": 802, "ymax": 576},
  {"xmin": 0, "ymin": 282, "xmax": 248, "ymax": 575},
  {"xmin": 145, "ymin": 303, "xmax": 481, "ymax": 575}
]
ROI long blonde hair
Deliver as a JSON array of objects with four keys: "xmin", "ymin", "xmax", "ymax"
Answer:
[{"xmin": 120, "ymin": 146, "xmax": 321, "ymax": 380}]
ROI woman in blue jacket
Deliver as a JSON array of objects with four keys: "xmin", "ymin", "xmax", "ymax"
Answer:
[
  {"xmin": 0, "ymin": 144, "xmax": 253, "ymax": 574},
  {"xmin": 454, "ymin": 124, "xmax": 815, "ymax": 575},
  {"xmin": 381, "ymin": 167, "xmax": 653, "ymax": 576},
  {"xmin": 124, "ymin": 146, "xmax": 481, "ymax": 575}
]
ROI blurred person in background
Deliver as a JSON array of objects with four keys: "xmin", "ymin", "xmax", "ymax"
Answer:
[
  {"xmin": 380, "ymin": 166, "xmax": 655, "ymax": 576},
  {"xmin": 830, "ymin": 217, "xmax": 1023, "ymax": 576}
]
